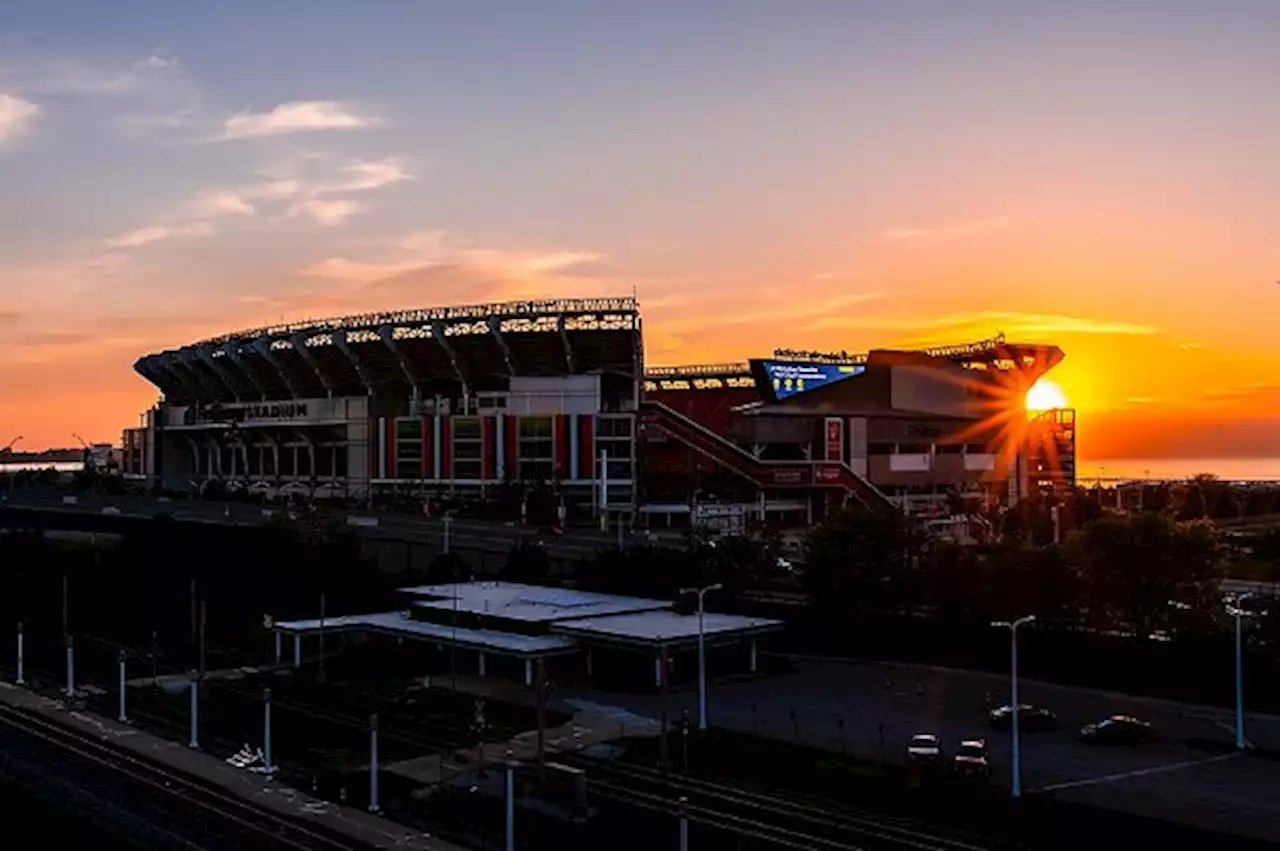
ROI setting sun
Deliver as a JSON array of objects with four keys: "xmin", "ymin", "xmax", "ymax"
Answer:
[{"xmin": 1026, "ymin": 378, "xmax": 1069, "ymax": 412}]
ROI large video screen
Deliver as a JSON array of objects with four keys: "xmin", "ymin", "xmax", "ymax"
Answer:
[{"xmin": 758, "ymin": 361, "xmax": 866, "ymax": 401}]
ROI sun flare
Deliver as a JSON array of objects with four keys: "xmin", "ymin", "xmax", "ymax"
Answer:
[{"xmin": 1025, "ymin": 377, "xmax": 1068, "ymax": 412}]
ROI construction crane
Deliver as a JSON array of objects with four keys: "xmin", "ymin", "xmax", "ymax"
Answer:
[
  {"xmin": 72, "ymin": 433, "xmax": 89, "ymax": 449},
  {"xmin": 2, "ymin": 436, "xmax": 21, "ymax": 453}
]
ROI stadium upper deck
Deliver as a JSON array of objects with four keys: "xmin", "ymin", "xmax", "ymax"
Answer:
[{"xmin": 135, "ymin": 297, "xmax": 641, "ymax": 406}]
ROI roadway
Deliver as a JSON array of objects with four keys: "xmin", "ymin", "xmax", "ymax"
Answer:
[
  {"xmin": 559, "ymin": 657, "xmax": 1280, "ymax": 842},
  {"xmin": 0, "ymin": 491, "xmax": 622, "ymax": 562}
]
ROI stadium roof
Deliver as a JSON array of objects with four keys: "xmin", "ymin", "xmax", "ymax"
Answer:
[{"xmin": 135, "ymin": 297, "xmax": 642, "ymax": 405}]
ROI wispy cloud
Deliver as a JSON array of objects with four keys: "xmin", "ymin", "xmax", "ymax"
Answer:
[
  {"xmin": 301, "ymin": 230, "xmax": 602, "ymax": 283},
  {"xmin": 814, "ymin": 309, "xmax": 1157, "ymax": 340},
  {"xmin": 222, "ymin": 101, "xmax": 381, "ymax": 140},
  {"xmin": 1178, "ymin": 341, "xmax": 1203, "ymax": 350},
  {"xmin": 188, "ymin": 190, "xmax": 256, "ymax": 218},
  {"xmin": 2, "ymin": 52, "xmax": 181, "ymax": 98},
  {"xmin": 104, "ymin": 221, "xmax": 215, "ymax": 249},
  {"xmin": 290, "ymin": 198, "xmax": 363, "ymax": 226},
  {"xmin": 316, "ymin": 157, "xmax": 412, "ymax": 193},
  {"xmin": 0, "ymin": 93, "xmax": 39, "ymax": 143},
  {"xmin": 881, "ymin": 216, "xmax": 1015, "ymax": 243}
]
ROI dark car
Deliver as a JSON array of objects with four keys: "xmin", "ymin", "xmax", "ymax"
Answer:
[
  {"xmin": 953, "ymin": 738, "xmax": 991, "ymax": 777},
  {"xmin": 1079, "ymin": 715, "xmax": 1154, "ymax": 745},
  {"xmin": 988, "ymin": 704, "xmax": 1058, "ymax": 733}
]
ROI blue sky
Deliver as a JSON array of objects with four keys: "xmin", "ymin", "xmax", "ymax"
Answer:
[{"xmin": 3, "ymin": 1, "xmax": 1280, "ymax": 453}]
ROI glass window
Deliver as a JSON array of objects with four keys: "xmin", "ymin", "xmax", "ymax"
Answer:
[
  {"xmin": 453, "ymin": 417, "xmax": 482, "ymax": 440},
  {"xmin": 519, "ymin": 416, "xmax": 552, "ymax": 438},
  {"xmin": 597, "ymin": 416, "xmax": 633, "ymax": 438},
  {"xmin": 396, "ymin": 419, "xmax": 422, "ymax": 440}
]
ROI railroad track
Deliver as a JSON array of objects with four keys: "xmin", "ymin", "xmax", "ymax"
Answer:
[
  {"xmin": 571, "ymin": 754, "xmax": 991, "ymax": 851},
  {"xmin": 0, "ymin": 703, "xmax": 373, "ymax": 851}
]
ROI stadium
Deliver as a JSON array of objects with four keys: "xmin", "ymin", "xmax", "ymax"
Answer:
[{"xmin": 121, "ymin": 296, "xmax": 1075, "ymax": 531}]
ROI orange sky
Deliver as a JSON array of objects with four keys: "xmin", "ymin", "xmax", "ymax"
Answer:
[{"xmin": 3, "ymin": 3, "xmax": 1280, "ymax": 459}]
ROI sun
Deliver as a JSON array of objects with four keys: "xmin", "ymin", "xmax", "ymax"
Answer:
[{"xmin": 1025, "ymin": 377, "xmax": 1068, "ymax": 412}]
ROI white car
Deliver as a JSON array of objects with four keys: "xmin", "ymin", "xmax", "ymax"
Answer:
[{"xmin": 907, "ymin": 733, "xmax": 942, "ymax": 764}]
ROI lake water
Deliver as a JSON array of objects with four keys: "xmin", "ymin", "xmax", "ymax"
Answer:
[{"xmin": 1078, "ymin": 458, "xmax": 1280, "ymax": 482}]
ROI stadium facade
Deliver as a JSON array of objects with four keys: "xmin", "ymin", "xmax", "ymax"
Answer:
[{"xmin": 121, "ymin": 296, "xmax": 1075, "ymax": 529}]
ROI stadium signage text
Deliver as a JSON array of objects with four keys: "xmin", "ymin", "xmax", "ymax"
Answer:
[{"xmin": 192, "ymin": 402, "xmax": 310, "ymax": 424}]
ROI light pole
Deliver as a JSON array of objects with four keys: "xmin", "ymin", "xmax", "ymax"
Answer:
[
  {"xmin": 1226, "ymin": 595, "xmax": 1266, "ymax": 751},
  {"xmin": 679, "ymin": 583, "xmax": 723, "ymax": 731},
  {"xmin": 992, "ymin": 615, "xmax": 1035, "ymax": 798}
]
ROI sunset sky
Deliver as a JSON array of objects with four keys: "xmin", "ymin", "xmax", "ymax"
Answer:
[{"xmin": 2, "ymin": 1, "xmax": 1279, "ymax": 460}]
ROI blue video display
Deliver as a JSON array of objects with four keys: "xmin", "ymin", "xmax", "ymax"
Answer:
[{"xmin": 760, "ymin": 361, "xmax": 866, "ymax": 400}]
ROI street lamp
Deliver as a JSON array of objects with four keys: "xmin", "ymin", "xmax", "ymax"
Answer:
[
  {"xmin": 679, "ymin": 582, "xmax": 723, "ymax": 731},
  {"xmin": 992, "ymin": 615, "xmax": 1036, "ymax": 798},
  {"xmin": 1226, "ymin": 594, "xmax": 1267, "ymax": 751}
]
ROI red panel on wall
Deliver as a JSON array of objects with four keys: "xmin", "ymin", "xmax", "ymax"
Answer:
[
  {"xmin": 482, "ymin": 417, "xmax": 496, "ymax": 480},
  {"xmin": 554, "ymin": 414, "xmax": 569, "ymax": 479},
  {"xmin": 505, "ymin": 416, "xmax": 518, "ymax": 480},
  {"xmin": 578, "ymin": 415, "xmax": 595, "ymax": 482},
  {"xmin": 440, "ymin": 417, "xmax": 453, "ymax": 480},
  {"xmin": 420, "ymin": 416, "xmax": 433, "ymax": 479},
  {"xmin": 368, "ymin": 418, "xmax": 377, "ymax": 480}
]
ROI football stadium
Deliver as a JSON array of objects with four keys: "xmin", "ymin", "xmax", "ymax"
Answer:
[{"xmin": 121, "ymin": 296, "xmax": 1075, "ymax": 530}]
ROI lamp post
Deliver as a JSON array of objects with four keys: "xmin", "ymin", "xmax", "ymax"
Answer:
[
  {"xmin": 679, "ymin": 583, "xmax": 723, "ymax": 731},
  {"xmin": 992, "ymin": 615, "xmax": 1035, "ymax": 798},
  {"xmin": 1226, "ymin": 595, "xmax": 1266, "ymax": 751}
]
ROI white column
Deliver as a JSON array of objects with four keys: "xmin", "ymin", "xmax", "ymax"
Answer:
[
  {"xmin": 377, "ymin": 416, "xmax": 387, "ymax": 479},
  {"xmin": 495, "ymin": 413, "xmax": 506, "ymax": 479},
  {"xmin": 569, "ymin": 415, "xmax": 580, "ymax": 479},
  {"xmin": 479, "ymin": 652, "xmax": 487, "ymax": 677},
  {"xmin": 293, "ymin": 634, "xmax": 301, "ymax": 667},
  {"xmin": 599, "ymin": 449, "xmax": 609, "ymax": 532},
  {"xmin": 524, "ymin": 658, "xmax": 533, "ymax": 687},
  {"xmin": 749, "ymin": 638, "xmax": 758, "ymax": 673},
  {"xmin": 274, "ymin": 632, "xmax": 282, "ymax": 665},
  {"xmin": 654, "ymin": 650, "xmax": 663, "ymax": 687},
  {"xmin": 433, "ymin": 402, "xmax": 443, "ymax": 481}
]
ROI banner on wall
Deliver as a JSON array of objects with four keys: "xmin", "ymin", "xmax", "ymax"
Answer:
[{"xmin": 825, "ymin": 417, "xmax": 844, "ymax": 462}]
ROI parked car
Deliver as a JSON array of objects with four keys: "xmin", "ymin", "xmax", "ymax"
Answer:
[
  {"xmin": 953, "ymin": 738, "xmax": 991, "ymax": 776},
  {"xmin": 907, "ymin": 733, "xmax": 942, "ymax": 764},
  {"xmin": 1079, "ymin": 715, "xmax": 1154, "ymax": 745},
  {"xmin": 988, "ymin": 704, "xmax": 1058, "ymax": 732}
]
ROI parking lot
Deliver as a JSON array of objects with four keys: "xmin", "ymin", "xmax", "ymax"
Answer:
[{"xmin": 560, "ymin": 656, "xmax": 1280, "ymax": 841}]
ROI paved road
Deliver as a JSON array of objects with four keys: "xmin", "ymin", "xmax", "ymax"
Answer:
[
  {"xmin": 1, "ymin": 492, "xmax": 621, "ymax": 561},
  {"xmin": 560, "ymin": 657, "xmax": 1280, "ymax": 842}
]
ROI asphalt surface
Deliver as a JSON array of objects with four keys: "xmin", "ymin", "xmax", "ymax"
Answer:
[
  {"xmin": 1, "ymin": 491, "xmax": 623, "ymax": 561},
  {"xmin": 560, "ymin": 658, "xmax": 1280, "ymax": 842}
]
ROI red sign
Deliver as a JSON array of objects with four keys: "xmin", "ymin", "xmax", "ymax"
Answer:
[
  {"xmin": 825, "ymin": 417, "xmax": 844, "ymax": 462},
  {"xmin": 814, "ymin": 465, "xmax": 842, "ymax": 484}
]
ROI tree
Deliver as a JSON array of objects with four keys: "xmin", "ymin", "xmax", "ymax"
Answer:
[
  {"xmin": 1210, "ymin": 486, "xmax": 1242, "ymax": 521},
  {"xmin": 1069, "ymin": 513, "xmax": 1223, "ymax": 639},
  {"xmin": 1177, "ymin": 484, "xmax": 1208, "ymax": 521},
  {"xmin": 804, "ymin": 505, "xmax": 927, "ymax": 614}
]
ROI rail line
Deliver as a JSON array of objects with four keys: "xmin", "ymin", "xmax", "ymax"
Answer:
[
  {"xmin": 571, "ymin": 754, "xmax": 992, "ymax": 851},
  {"xmin": 0, "ymin": 703, "xmax": 372, "ymax": 851}
]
